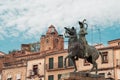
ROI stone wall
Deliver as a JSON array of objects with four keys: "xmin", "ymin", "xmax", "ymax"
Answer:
[{"xmin": 2, "ymin": 67, "xmax": 26, "ymax": 80}]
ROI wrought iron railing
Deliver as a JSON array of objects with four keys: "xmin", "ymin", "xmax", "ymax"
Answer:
[
  {"xmin": 46, "ymin": 62, "xmax": 73, "ymax": 71},
  {"xmin": 27, "ymin": 70, "xmax": 44, "ymax": 79}
]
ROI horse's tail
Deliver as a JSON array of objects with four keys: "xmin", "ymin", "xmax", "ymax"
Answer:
[{"xmin": 99, "ymin": 51, "xmax": 104, "ymax": 63}]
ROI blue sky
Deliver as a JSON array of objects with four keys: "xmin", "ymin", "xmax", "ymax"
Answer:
[{"xmin": 0, "ymin": 0, "xmax": 120, "ymax": 53}]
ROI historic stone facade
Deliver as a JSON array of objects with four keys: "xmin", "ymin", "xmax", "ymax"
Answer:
[
  {"xmin": 26, "ymin": 57, "xmax": 45, "ymax": 80},
  {"xmin": 0, "ymin": 51, "xmax": 5, "ymax": 80},
  {"xmin": 40, "ymin": 25, "xmax": 64, "ymax": 52},
  {"xmin": 44, "ymin": 45, "xmax": 120, "ymax": 80},
  {"xmin": 94, "ymin": 39, "xmax": 120, "ymax": 80},
  {"xmin": 0, "ymin": 26, "xmax": 120, "ymax": 80},
  {"xmin": 45, "ymin": 50, "xmax": 75, "ymax": 80},
  {"xmin": 0, "ymin": 51, "xmax": 5, "ymax": 71},
  {"xmin": 2, "ymin": 60, "xmax": 27, "ymax": 80}
]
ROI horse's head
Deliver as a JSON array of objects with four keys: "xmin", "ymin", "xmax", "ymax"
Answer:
[{"xmin": 64, "ymin": 27, "xmax": 76, "ymax": 38}]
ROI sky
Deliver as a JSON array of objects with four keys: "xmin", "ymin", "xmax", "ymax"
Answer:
[{"xmin": 0, "ymin": 0, "xmax": 120, "ymax": 53}]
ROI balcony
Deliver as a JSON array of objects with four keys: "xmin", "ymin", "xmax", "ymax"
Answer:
[
  {"xmin": 117, "ymin": 59, "xmax": 120, "ymax": 68},
  {"xmin": 46, "ymin": 63, "xmax": 74, "ymax": 71},
  {"xmin": 27, "ymin": 70, "xmax": 44, "ymax": 79}
]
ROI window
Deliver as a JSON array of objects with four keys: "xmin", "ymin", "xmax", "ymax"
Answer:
[
  {"xmin": 102, "ymin": 52, "xmax": 108, "ymax": 63},
  {"xmin": 58, "ymin": 74, "xmax": 62, "ymax": 80},
  {"xmin": 48, "ymin": 75, "xmax": 54, "ymax": 80},
  {"xmin": 0, "ymin": 75, "xmax": 1, "ymax": 80},
  {"xmin": 58, "ymin": 56, "xmax": 63, "ymax": 68},
  {"xmin": 7, "ymin": 78, "xmax": 12, "ymax": 80},
  {"xmin": 33, "ymin": 65, "xmax": 38, "ymax": 75},
  {"xmin": 68, "ymin": 58, "xmax": 73, "ymax": 67},
  {"xmin": 118, "ymin": 42, "xmax": 120, "ymax": 45},
  {"xmin": 49, "ymin": 58, "xmax": 54, "ymax": 69},
  {"xmin": 84, "ymin": 59, "xmax": 90, "ymax": 66},
  {"xmin": 54, "ymin": 39, "xmax": 59, "ymax": 48},
  {"xmin": 7, "ymin": 75, "xmax": 12, "ymax": 80},
  {"xmin": 46, "ymin": 39, "xmax": 49, "ymax": 43},
  {"xmin": 16, "ymin": 74, "xmax": 21, "ymax": 80},
  {"xmin": 117, "ymin": 59, "xmax": 120, "ymax": 67}
]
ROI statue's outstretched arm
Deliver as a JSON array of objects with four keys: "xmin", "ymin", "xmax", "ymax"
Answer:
[{"xmin": 84, "ymin": 23, "xmax": 88, "ymax": 30}]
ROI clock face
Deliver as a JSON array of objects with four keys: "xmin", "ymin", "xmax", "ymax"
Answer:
[{"xmin": 51, "ymin": 28, "xmax": 55, "ymax": 32}]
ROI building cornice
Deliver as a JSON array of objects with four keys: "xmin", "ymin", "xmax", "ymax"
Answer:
[
  {"xmin": 45, "ymin": 49, "xmax": 67, "ymax": 56},
  {"xmin": 98, "ymin": 45, "xmax": 120, "ymax": 50},
  {"xmin": 2, "ymin": 65, "xmax": 27, "ymax": 70}
]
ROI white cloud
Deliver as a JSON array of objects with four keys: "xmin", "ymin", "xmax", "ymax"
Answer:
[{"xmin": 0, "ymin": 0, "xmax": 120, "ymax": 40}]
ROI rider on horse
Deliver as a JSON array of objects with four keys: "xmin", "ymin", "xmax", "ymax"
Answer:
[
  {"xmin": 78, "ymin": 19, "xmax": 88, "ymax": 58},
  {"xmin": 64, "ymin": 20, "xmax": 103, "ymax": 74}
]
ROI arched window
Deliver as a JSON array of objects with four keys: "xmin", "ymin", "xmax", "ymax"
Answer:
[
  {"xmin": 118, "ymin": 42, "xmax": 120, "ymax": 45},
  {"xmin": 55, "ymin": 39, "xmax": 59, "ymax": 43},
  {"xmin": 46, "ymin": 39, "xmax": 49, "ymax": 43},
  {"xmin": 54, "ymin": 39, "xmax": 59, "ymax": 48}
]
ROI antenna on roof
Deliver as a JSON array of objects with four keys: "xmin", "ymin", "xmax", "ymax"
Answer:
[
  {"xmin": 97, "ymin": 28, "xmax": 102, "ymax": 47},
  {"xmin": 91, "ymin": 25, "xmax": 93, "ymax": 45}
]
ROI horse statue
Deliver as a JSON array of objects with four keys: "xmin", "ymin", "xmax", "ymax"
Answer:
[{"xmin": 64, "ymin": 21, "xmax": 103, "ymax": 74}]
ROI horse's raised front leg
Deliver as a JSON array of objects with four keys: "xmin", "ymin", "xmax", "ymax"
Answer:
[{"xmin": 64, "ymin": 54, "xmax": 69, "ymax": 69}]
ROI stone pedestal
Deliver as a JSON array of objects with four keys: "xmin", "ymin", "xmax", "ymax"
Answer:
[{"xmin": 60, "ymin": 72, "xmax": 106, "ymax": 80}]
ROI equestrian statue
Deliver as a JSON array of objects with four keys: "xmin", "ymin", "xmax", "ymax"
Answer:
[{"xmin": 64, "ymin": 19, "xmax": 103, "ymax": 74}]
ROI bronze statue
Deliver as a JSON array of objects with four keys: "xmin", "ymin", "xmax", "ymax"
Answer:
[
  {"xmin": 64, "ymin": 20, "xmax": 103, "ymax": 74},
  {"xmin": 78, "ymin": 19, "xmax": 88, "ymax": 58}
]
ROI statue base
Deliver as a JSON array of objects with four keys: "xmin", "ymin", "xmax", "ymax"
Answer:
[{"xmin": 60, "ymin": 72, "xmax": 106, "ymax": 80}]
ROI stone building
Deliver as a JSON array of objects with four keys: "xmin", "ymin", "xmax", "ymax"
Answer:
[
  {"xmin": 1, "ymin": 51, "xmax": 27, "ymax": 80},
  {"xmin": 26, "ymin": 52, "xmax": 45, "ymax": 80},
  {"xmin": 1, "ymin": 42, "xmax": 41, "ymax": 80},
  {"xmin": 40, "ymin": 25, "xmax": 64, "ymax": 52},
  {"xmin": 39, "ymin": 25, "xmax": 74, "ymax": 80},
  {"xmin": 0, "ymin": 51, "xmax": 6, "ymax": 80},
  {"xmin": 0, "ymin": 26, "xmax": 120, "ymax": 80},
  {"xmin": 40, "ymin": 26, "xmax": 120, "ymax": 80},
  {"xmin": 45, "ymin": 50, "xmax": 74, "ymax": 80},
  {"xmin": 96, "ymin": 39, "xmax": 120, "ymax": 80},
  {"xmin": 2, "ymin": 60, "xmax": 27, "ymax": 80}
]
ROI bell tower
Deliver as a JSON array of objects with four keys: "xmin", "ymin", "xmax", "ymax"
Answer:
[{"xmin": 40, "ymin": 25, "xmax": 64, "ymax": 52}]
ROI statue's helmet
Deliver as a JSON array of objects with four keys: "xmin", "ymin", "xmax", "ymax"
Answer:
[{"xmin": 79, "ymin": 21, "xmax": 84, "ymax": 28}]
